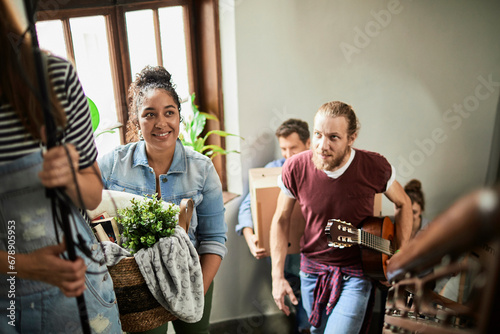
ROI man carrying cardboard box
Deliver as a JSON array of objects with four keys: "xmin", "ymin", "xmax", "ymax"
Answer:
[{"xmin": 236, "ymin": 118, "xmax": 311, "ymax": 334}]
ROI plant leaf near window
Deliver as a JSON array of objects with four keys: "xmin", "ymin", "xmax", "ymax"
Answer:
[
  {"xmin": 87, "ymin": 96, "xmax": 122, "ymax": 137},
  {"xmin": 88, "ymin": 97, "xmax": 100, "ymax": 132},
  {"xmin": 180, "ymin": 93, "xmax": 241, "ymax": 159}
]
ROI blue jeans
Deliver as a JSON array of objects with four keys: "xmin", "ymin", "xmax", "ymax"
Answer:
[
  {"xmin": 300, "ymin": 271, "xmax": 372, "ymax": 334},
  {"xmin": 0, "ymin": 279, "xmax": 120, "ymax": 334},
  {"xmin": 0, "ymin": 150, "xmax": 122, "ymax": 333}
]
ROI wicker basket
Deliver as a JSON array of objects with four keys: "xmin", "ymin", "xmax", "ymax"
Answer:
[
  {"xmin": 108, "ymin": 256, "xmax": 177, "ymax": 332},
  {"xmin": 100, "ymin": 195, "xmax": 194, "ymax": 333}
]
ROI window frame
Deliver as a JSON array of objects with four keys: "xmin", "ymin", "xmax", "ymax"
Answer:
[{"xmin": 36, "ymin": 0, "xmax": 227, "ymax": 190}]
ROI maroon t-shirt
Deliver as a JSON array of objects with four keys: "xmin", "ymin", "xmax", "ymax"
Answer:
[{"xmin": 281, "ymin": 149, "xmax": 392, "ymax": 266}]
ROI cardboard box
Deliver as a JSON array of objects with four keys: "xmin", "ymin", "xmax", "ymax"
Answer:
[
  {"xmin": 249, "ymin": 167, "xmax": 383, "ymax": 256},
  {"xmin": 249, "ymin": 167, "xmax": 305, "ymax": 255}
]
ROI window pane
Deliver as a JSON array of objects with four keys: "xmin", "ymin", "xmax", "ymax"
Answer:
[
  {"xmin": 159, "ymin": 6, "xmax": 190, "ymax": 101},
  {"xmin": 70, "ymin": 16, "xmax": 120, "ymax": 156},
  {"xmin": 126, "ymin": 9, "xmax": 157, "ymax": 79},
  {"xmin": 36, "ymin": 20, "xmax": 67, "ymax": 59}
]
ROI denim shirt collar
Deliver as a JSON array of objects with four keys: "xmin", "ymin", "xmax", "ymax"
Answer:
[{"xmin": 132, "ymin": 139, "xmax": 187, "ymax": 174}]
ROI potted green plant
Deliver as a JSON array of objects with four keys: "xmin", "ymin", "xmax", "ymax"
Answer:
[
  {"xmin": 115, "ymin": 195, "xmax": 180, "ymax": 254},
  {"xmin": 98, "ymin": 193, "xmax": 194, "ymax": 332},
  {"xmin": 180, "ymin": 93, "xmax": 241, "ymax": 159}
]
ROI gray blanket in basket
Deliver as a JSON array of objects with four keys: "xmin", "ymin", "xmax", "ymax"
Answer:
[{"xmin": 102, "ymin": 225, "xmax": 204, "ymax": 323}]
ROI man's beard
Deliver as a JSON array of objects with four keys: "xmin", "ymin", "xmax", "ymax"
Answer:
[{"xmin": 312, "ymin": 145, "xmax": 351, "ymax": 171}]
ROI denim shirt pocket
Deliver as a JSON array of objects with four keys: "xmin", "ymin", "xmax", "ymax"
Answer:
[{"xmin": 107, "ymin": 179, "xmax": 153, "ymax": 197}]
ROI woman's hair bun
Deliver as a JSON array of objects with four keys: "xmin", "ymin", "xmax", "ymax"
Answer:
[
  {"xmin": 404, "ymin": 179, "xmax": 425, "ymax": 211},
  {"xmin": 136, "ymin": 66, "xmax": 173, "ymax": 88},
  {"xmin": 405, "ymin": 179, "xmax": 422, "ymax": 192}
]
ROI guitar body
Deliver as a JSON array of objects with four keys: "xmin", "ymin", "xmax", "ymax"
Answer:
[{"xmin": 359, "ymin": 216, "xmax": 394, "ymax": 281}]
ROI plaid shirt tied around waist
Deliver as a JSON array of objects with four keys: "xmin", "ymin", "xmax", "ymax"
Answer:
[{"xmin": 301, "ymin": 254, "xmax": 365, "ymax": 327}]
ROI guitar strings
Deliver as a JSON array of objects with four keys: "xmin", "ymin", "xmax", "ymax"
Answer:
[
  {"xmin": 347, "ymin": 230, "xmax": 392, "ymax": 255},
  {"xmin": 329, "ymin": 220, "xmax": 394, "ymax": 255},
  {"xmin": 360, "ymin": 230, "xmax": 392, "ymax": 255}
]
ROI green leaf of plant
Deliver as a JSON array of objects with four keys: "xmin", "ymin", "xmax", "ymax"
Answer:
[
  {"xmin": 199, "ymin": 111, "xmax": 219, "ymax": 121},
  {"xmin": 95, "ymin": 129, "xmax": 116, "ymax": 137},
  {"xmin": 191, "ymin": 115, "xmax": 206, "ymax": 142},
  {"xmin": 87, "ymin": 97, "xmax": 100, "ymax": 132},
  {"xmin": 201, "ymin": 145, "xmax": 226, "ymax": 154},
  {"xmin": 202, "ymin": 146, "xmax": 240, "ymax": 159},
  {"xmin": 190, "ymin": 93, "xmax": 199, "ymax": 113},
  {"xmin": 193, "ymin": 138, "xmax": 205, "ymax": 152},
  {"xmin": 180, "ymin": 92, "xmax": 243, "ymax": 159},
  {"xmin": 203, "ymin": 130, "xmax": 242, "ymax": 142}
]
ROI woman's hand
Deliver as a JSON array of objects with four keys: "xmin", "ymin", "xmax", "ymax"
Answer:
[
  {"xmin": 38, "ymin": 144, "xmax": 80, "ymax": 190},
  {"xmin": 16, "ymin": 240, "xmax": 87, "ymax": 297},
  {"xmin": 38, "ymin": 126, "xmax": 103, "ymax": 209}
]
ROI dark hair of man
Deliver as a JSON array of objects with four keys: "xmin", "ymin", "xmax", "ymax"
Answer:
[
  {"xmin": 275, "ymin": 118, "xmax": 310, "ymax": 144},
  {"xmin": 405, "ymin": 179, "xmax": 425, "ymax": 211},
  {"xmin": 315, "ymin": 101, "xmax": 360, "ymax": 138},
  {"xmin": 126, "ymin": 65, "xmax": 182, "ymax": 143}
]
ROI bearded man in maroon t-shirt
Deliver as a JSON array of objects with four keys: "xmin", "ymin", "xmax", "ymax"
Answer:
[{"xmin": 270, "ymin": 101, "xmax": 412, "ymax": 334}]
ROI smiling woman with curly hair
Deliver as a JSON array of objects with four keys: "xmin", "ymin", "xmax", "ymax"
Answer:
[{"xmin": 98, "ymin": 65, "xmax": 227, "ymax": 334}]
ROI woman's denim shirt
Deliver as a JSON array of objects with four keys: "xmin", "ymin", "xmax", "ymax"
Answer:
[{"xmin": 98, "ymin": 139, "xmax": 227, "ymax": 259}]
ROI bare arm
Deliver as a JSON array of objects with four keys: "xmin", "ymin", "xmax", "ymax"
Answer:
[
  {"xmin": 38, "ymin": 144, "xmax": 103, "ymax": 210},
  {"xmin": 385, "ymin": 180, "xmax": 412, "ymax": 250},
  {"xmin": 200, "ymin": 253, "xmax": 222, "ymax": 295},
  {"xmin": 270, "ymin": 191, "xmax": 297, "ymax": 316}
]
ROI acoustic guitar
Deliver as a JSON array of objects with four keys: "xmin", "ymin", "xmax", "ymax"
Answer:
[{"xmin": 325, "ymin": 216, "xmax": 394, "ymax": 281}]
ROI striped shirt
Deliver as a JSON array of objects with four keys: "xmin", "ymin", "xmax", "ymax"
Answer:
[{"xmin": 0, "ymin": 54, "xmax": 97, "ymax": 168}]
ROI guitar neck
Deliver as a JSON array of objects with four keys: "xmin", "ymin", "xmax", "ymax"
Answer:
[{"xmin": 359, "ymin": 229, "xmax": 394, "ymax": 256}]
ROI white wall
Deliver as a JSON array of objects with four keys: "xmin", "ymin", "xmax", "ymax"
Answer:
[{"xmin": 213, "ymin": 0, "xmax": 500, "ymax": 325}]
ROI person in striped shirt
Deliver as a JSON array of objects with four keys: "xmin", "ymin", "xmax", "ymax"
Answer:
[{"xmin": 0, "ymin": 1, "xmax": 121, "ymax": 332}]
